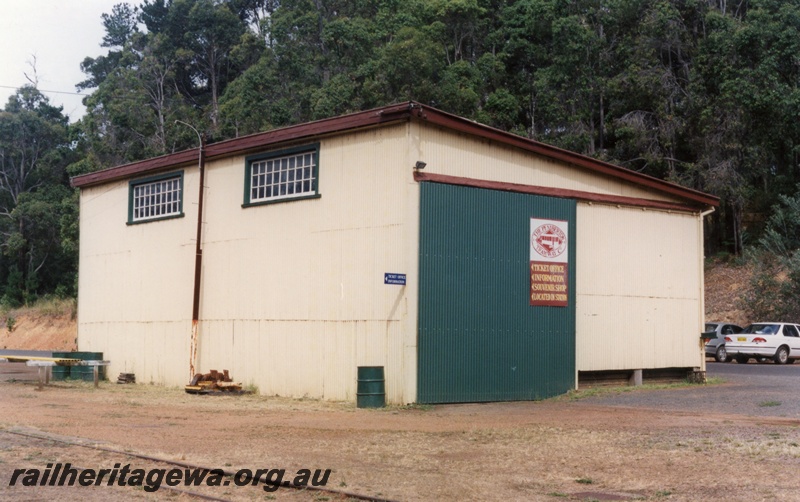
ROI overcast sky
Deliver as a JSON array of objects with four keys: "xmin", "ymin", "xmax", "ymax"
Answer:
[{"xmin": 0, "ymin": 0, "xmax": 137, "ymax": 122}]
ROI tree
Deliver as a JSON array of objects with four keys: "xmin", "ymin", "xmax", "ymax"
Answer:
[
  {"xmin": 692, "ymin": 0, "xmax": 800, "ymax": 254},
  {"xmin": 73, "ymin": 0, "xmax": 800, "ymax": 258},
  {"xmin": 184, "ymin": 0, "xmax": 248, "ymax": 130},
  {"xmin": 0, "ymin": 87, "xmax": 76, "ymax": 304},
  {"xmin": 607, "ymin": 1, "xmax": 702, "ymax": 180},
  {"xmin": 79, "ymin": 2, "xmax": 140, "ymax": 90},
  {"xmin": 743, "ymin": 187, "xmax": 800, "ymax": 320}
]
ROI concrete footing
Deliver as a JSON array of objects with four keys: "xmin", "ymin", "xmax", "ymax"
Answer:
[{"xmin": 628, "ymin": 369, "xmax": 643, "ymax": 386}]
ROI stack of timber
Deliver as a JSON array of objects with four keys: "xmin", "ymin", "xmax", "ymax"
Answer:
[
  {"xmin": 185, "ymin": 369, "xmax": 242, "ymax": 394},
  {"xmin": 117, "ymin": 373, "xmax": 136, "ymax": 384}
]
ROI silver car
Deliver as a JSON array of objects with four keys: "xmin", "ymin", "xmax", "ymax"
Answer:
[{"xmin": 704, "ymin": 322, "xmax": 743, "ymax": 362}]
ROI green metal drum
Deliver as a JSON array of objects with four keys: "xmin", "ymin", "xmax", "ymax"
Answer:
[
  {"xmin": 356, "ymin": 366, "xmax": 385, "ymax": 408},
  {"xmin": 69, "ymin": 352, "xmax": 104, "ymax": 381},
  {"xmin": 51, "ymin": 351, "xmax": 72, "ymax": 380}
]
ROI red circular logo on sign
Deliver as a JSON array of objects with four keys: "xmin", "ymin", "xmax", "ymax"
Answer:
[{"xmin": 531, "ymin": 224, "xmax": 567, "ymax": 258}]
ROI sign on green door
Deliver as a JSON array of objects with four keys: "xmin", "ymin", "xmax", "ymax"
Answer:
[
  {"xmin": 530, "ymin": 218, "xmax": 570, "ymax": 307},
  {"xmin": 417, "ymin": 183, "xmax": 576, "ymax": 403}
]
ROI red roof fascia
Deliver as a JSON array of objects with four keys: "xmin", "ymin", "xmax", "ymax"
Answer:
[
  {"xmin": 408, "ymin": 104, "xmax": 719, "ymax": 208},
  {"xmin": 414, "ymin": 172, "xmax": 707, "ymax": 212},
  {"xmin": 70, "ymin": 101, "xmax": 719, "ymax": 208},
  {"xmin": 70, "ymin": 102, "xmax": 414, "ymax": 188}
]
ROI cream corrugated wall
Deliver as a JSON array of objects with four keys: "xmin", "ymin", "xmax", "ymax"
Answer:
[
  {"xmin": 414, "ymin": 124, "xmax": 704, "ymax": 375},
  {"xmin": 78, "ymin": 123, "xmax": 420, "ymax": 402},
  {"xmin": 78, "ymin": 118, "xmax": 705, "ymax": 402},
  {"xmin": 77, "ymin": 172, "xmax": 199, "ymax": 385},
  {"xmin": 417, "ymin": 125, "xmax": 683, "ymax": 202},
  {"xmin": 196, "ymin": 123, "xmax": 419, "ymax": 403},
  {"xmin": 575, "ymin": 203, "xmax": 703, "ymax": 371}
]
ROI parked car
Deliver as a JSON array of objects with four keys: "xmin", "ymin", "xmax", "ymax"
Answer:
[
  {"xmin": 704, "ymin": 322, "xmax": 743, "ymax": 362},
  {"xmin": 724, "ymin": 322, "xmax": 800, "ymax": 364}
]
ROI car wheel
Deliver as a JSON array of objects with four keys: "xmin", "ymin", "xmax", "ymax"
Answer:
[
  {"xmin": 774, "ymin": 346, "xmax": 790, "ymax": 365},
  {"xmin": 715, "ymin": 345, "xmax": 728, "ymax": 363},
  {"xmin": 736, "ymin": 355, "xmax": 749, "ymax": 364}
]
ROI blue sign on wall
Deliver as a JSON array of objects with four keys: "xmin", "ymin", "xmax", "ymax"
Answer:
[{"xmin": 384, "ymin": 273, "xmax": 406, "ymax": 285}]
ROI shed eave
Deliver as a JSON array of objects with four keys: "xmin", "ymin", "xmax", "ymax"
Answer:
[
  {"xmin": 69, "ymin": 101, "xmax": 720, "ymax": 209},
  {"xmin": 70, "ymin": 102, "xmax": 415, "ymax": 189},
  {"xmin": 407, "ymin": 104, "xmax": 719, "ymax": 208},
  {"xmin": 414, "ymin": 172, "xmax": 712, "ymax": 213}
]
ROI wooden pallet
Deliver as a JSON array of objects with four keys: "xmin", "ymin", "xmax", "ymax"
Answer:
[{"xmin": 185, "ymin": 369, "xmax": 242, "ymax": 394}]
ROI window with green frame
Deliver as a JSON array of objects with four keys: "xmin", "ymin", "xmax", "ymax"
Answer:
[
  {"xmin": 128, "ymin": 171, "xmax": 184, "ymax": 224},
  {"xmin": 243, "ymin": 145, "xmax": 320, "ymax": 206}
]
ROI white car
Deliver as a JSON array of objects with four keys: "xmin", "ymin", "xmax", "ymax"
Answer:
[
  {"xmin": 724, "ymin": 322, "xmax": 800, "ymax": 364},
  {"xmin": 704, "ymin": 322, "xmax": 743, "ymax": 362}
]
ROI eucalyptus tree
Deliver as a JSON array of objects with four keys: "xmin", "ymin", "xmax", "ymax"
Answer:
[
  {"xmin": 0, "ymin": 87, "xmax": 76, "ymax": 303},
  {"xmin": 73, "ymin": 0, "xmax": 800, "ymax": 257},
  {"xmin": 692, "ymin": 0, "xmax": 800, "ymax": 253}
]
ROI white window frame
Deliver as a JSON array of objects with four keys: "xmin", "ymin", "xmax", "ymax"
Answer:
[
  {"xmin": 128, "ymin": 172, "xmax": 184, "ymax": 224},
  {"xmin": 244, "ymin": 145, "xmax": 320, "ymax": 206}
]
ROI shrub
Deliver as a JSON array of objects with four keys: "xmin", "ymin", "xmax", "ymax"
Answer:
[{"xmin": 743, "ymin": 188, "xmax": 800, "ymax": 320}]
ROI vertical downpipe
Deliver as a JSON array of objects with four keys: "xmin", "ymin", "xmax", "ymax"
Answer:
[
  {"xmin": 699, "ymin": 207, "xmax": 715, "ymax": 373},
  {"xmin": 189, "ymin": 136, "xmax": 206, "ymax": 380}
]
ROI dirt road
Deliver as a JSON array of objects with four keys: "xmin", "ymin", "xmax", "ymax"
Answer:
[{"xmin": 2, "ymin": 375, "xmax": 799, "ymax": 501}]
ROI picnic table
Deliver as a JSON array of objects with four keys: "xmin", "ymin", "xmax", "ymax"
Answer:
[{"xmin": 0, "ymin": 356, "xmax": 110, "ymax": 389}]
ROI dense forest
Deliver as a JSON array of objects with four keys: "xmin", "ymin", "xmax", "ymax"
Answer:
[{"xmin": 1, "ymin": 0, "xmax": 800, "ymax": 306}]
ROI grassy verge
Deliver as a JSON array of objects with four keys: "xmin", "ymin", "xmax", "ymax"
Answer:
[
  {"xmin": 1, "ymin": 296, "xmax": 77, "ymax": 326},
  {"xmin": 558, "ymin": 377, "xmax": 725, "ymax": 401}
]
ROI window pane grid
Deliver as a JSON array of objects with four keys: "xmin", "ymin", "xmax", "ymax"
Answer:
[
  {"xmin": 250, "ymin": 151, "xmax": 316, "ymax": 202},
  {"xmin": 132, "ymin": 177, "xmax": 182, "ymax": 222}
]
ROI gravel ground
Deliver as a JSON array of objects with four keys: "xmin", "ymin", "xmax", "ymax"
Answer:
[
  {"xmin": 3, "ymin": 360, "xmax": 800, "ymax": 501},
  {"xmin": 578, "ymin": 361, "xmax": 800, "ymax": 418}
]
